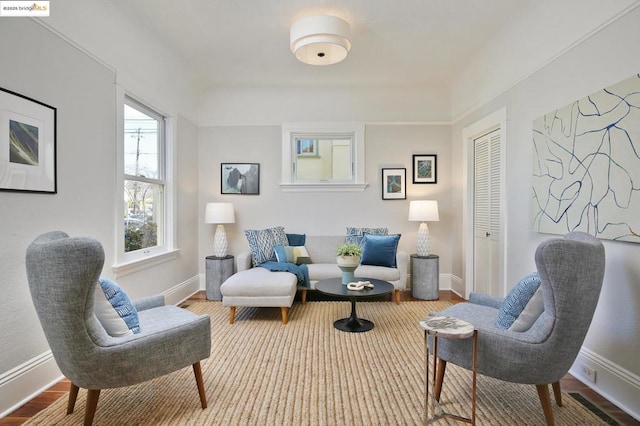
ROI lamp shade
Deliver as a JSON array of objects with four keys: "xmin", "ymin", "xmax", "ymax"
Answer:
[
  {"xmin": 205, "ymin": 203, "xmax": 235, "ymax": 224},
  {"xmin": 409, "ymin": 200, "xmax": 439, "ymax": 222},
  {"xmin": 290, "ymin": 15, "xmax": 352, "ymax": 66}
]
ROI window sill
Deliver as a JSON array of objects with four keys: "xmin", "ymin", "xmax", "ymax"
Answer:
[
  {"xmin": 280, "ymin": 183, "xmax": 368, "ymax": 192},
  {"xmin": 111, "ymin": 248, "xmax": 180, "ymax": 278}
]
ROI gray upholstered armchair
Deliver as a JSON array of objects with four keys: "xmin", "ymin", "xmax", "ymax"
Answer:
[
  {"xmin": 431, "ymin": 232, "xmax": 605, "ymax": 425},
  {"xmin": 25, "ymin": 231, "xmax": 212, "ymax": 425}
]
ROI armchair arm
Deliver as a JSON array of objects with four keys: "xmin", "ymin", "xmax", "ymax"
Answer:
[
  {"xmin": 468, "ymin": 292, "xmax": 503, "ymax": 309},
  {"xmin": 133, "ymin": 294, "xmax": 165, "ymax": 311},
  {"xmin": 236, "ymin": 251, "xmax": 253, "ymax": 271}
]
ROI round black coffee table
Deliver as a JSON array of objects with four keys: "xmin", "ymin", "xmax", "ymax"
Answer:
[{"xmin": 315, "ymin": 278, "xmax": 394, "ymax": 332}]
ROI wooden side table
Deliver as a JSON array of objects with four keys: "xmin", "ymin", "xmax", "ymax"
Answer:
[
  {"xmin": 205, "ymin": 255, "xmax": 234, "ymax": 300},
  {"xmin": 411, "ymin": 254, "xmax": 439, "ymax": 300},
  {"xmin": 420, "ymin": 316, "xmax": 478, "ymax": 425}
]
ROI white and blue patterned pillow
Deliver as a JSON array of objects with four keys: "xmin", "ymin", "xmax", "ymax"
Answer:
[
  {"xmin": 94, "ymin": 277, "xmax": 140, "ymax": 337},
  {"xmin": 496, "ymin": 272, "xmax": 541, "ymax": 330},
  {"xmin": 244, "ymin": 226, "xmax": 289, "ymax": 266},
  {"xmin": 345, "ymin": 227, "xmax": 388, "ymax": 247}
]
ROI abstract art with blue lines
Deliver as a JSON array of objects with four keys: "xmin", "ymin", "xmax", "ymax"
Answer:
[{"xmin": 532, "ymin": 73, "xmax": 640, "ymax": 243}]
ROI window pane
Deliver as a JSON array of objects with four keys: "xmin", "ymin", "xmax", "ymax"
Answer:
[
  {"xmin": 124, "ymin": 180, "xmax": 164, "ymax": 252},
  {"xmin": 124, "ymin": 104, "xmax": 159, "ymax": 178},
  {"xmin": 294, "ymin": 137, "xmax": 352, "ymax": 181}
]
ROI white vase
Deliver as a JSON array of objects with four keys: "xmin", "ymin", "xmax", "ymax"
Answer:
[
  {"xmin": 337, "ymin": 256, "xmax": 360, "ymax": 284},
  {"xmin": 336, "ymin": 255, "xmax": 360, "ymax": 268}
]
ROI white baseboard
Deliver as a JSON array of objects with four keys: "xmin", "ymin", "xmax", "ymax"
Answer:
[
  {"xmin": 450, "ymin": 274, "xmax": 464, "ymax": 298},
  {"xmin": 570, "ymin": 348, "xmax": 640, "ymax": 421},
  {"xmin": 163, "ymin": 275, "xmax": 202, "ymax": 305},
  {"xmin": 0, "ymin": 351, "xmax": 62, "ymax": 419}
]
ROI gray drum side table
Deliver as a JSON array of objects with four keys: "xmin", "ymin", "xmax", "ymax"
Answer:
[
  {"xmin": 411, "ymin": 254, "xmax": 439, "ymax": 300},
  {"xmin": 205, "ymin": 255, "xmax": 234, "ymax": 300}
]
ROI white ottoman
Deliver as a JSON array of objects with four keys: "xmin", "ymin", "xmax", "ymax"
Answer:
[{"xmin": 220, "ymin": 267, "xmax": 297, "ymax": 324}]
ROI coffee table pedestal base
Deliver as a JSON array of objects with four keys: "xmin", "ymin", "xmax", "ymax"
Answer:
[{"xmin": 334, "ymin": 299, "xmax": 374, "ymax": 332}]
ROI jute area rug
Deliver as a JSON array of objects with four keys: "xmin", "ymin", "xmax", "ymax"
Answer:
[{"xmin": 26, "ymin": 300, "xmax": 608, "ymax": 425}]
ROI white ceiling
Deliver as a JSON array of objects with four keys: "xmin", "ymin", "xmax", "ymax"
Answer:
[{"xmin": 110, "ymin": 0, "xmax": 639, "ymax": 93}]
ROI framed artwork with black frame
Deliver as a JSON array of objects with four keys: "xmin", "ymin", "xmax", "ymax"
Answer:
[
  {"xmin": 0, "ymin": 87, "xmax": 57, "ymax": 193},
  {"xmin": 221, "ymin": 163, "xmax": 260, "ymax": 195},
  {"xmin": 413, "ymin": 154, "xmax": 437, "ymax": 184},
  {"xmin": 381, "ymin": 168, "xmax": 406, "ymax": 200}
]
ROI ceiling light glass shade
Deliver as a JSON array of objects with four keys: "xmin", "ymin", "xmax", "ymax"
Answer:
[{"xmin": 290, "ymin": 15, "xmax": 352, "ymax": 66}]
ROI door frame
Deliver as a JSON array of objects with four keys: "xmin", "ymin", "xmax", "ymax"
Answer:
[{"xmin": 462, "ymin": 108, "xmax": 507, "ymax": 299}]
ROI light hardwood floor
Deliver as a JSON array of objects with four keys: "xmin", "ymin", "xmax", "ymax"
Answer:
[{"xmin": 1, "ymin": 291, "xmax": 637, "ymax": 426}]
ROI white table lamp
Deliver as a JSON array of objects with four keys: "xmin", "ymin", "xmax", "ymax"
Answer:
[
  {"xmin": 409, "ymin": 200, "xmax": 439, "ymax": 256},
  {"xmin": 205, "ymin": 203, "xmax": 235, "ymax": 257}
]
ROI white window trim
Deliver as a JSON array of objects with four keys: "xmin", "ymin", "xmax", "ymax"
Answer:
[
  {"xmin": 112, "ymin": 86, "xmax": 177, "ymax": 273},
  {"xmin": 280, "ymin": 122, "xmax": 368, "ymax": 192}
]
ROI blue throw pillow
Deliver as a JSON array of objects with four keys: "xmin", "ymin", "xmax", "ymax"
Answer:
[
  {"xmin": 95, "ymin": 277, "xmax": 140, "ymax": 337},
  {"xmin": 496, "ymin": 272, "xmax": 541, "ymax": 329},
  {"xmin": 286, "ymin": 233, "xmax": 306, "ymax": 246},
  {"xmin": 360, "ymin": 234, "xmax": 401, "ymax": 268}
]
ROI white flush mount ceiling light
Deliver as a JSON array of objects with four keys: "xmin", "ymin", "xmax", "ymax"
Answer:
[{"xmin": 290, "ymin": 15, "xmax": 352, "ymax": 66}]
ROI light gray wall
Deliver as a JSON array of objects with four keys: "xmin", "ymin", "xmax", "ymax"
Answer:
[
  {"xmin": 197, "ymin": 124, "xmax": 452, "ymax": 278},
  {"xmin": 1, "ymin": 1, "xmax": 638, "ymax": 421},
  {"xmin": 0, "ymin": 17, "xmax": 116, "ymax": 369},
  {"xmin": 451, "ymin": 6, "xmax": 640, "ymax": 416},
  {"xmin": 0, "ymin": 18, "xmax": 200, "ymax": 416}
]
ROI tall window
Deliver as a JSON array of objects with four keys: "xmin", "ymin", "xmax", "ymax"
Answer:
[{"xmin": 123, "ymin": 98, "xmax": 165, "ymax": 254}]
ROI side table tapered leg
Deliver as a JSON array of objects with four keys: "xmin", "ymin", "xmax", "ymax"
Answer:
[{"xmin": 420, "ymin": 317, "xmax": 477, "ymax": 425}]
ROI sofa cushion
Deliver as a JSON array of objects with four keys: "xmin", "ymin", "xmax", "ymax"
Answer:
[
  {"xmin": 496, "ymin": 272, "xmax": 542, "ymax": 330},
  {"xmin": 356, "ymin": 264, "xmax": 401, "ymax": 282},
  {"xmin": 305, "ymin": 235, "xmax": 345, "ymax": 263},
  {"xmin": 244, "ymin": 226, "xmax": 288, "ymax": 266},
  {"xmin": 360, "ymin": 234, "xmax": 401, "ymax": 268},
  {"xmin": 221, "ymin": 267, "xmax": 297, "ymax": 297},
  {"xmin": 307, "ymin": 263, "xmax": 342, "ymax": 281},
  {"xmin": 95, "ymin": 277, "xmax": 140, "ymax": 337},
  {"xmin": 346, "ymin": 227, "xmax": 388, "ymax": 247}
]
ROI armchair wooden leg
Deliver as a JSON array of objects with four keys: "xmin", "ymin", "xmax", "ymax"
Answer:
[
  {"xmin": 434, "ymin": 358, "xmax": 447, "ymax": 402},
  {"xmin": 84, "ymin": 389, "xmax": 100, "ymax": 426},
  {"xmin": 229, "ymin": 307, "xmax": 236, "ymax": 324},
  {"xmin": 301, "ymin": 289, "xmax": 307, "ymax": 305},
  {"xmin": 193, "ymin": 362, "xmax": 207, "ymax": 409},
  {"xmin": 535, "ymin": 384, "xmax": 555, "ymax": 426},
  {"xmin": 67, "ymin": 382, "xmax": 79, "ymax": 414},
  {"xmin": 551, "ymin": 381, "xmax": 563, "ymax": 406},
  {"xmin": 281, "ymin": 307, "xmax": 288, "ymax": 324},
  {"xmin": 394, "ymin": 289, "xmax": 401, "ymax": 305}
]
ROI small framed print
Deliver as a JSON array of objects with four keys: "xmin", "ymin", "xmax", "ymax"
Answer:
[
  {"xmin": 0, "ymin": 87, "xmax": 57, "ymax": 193},
  {"xmin": 413, "ymin": 154, "xmax": 437, "ymax": 184},
  {"xmin": 221, "ymin": 163, "xmax": 260, "ymax": 195},
  {"xmin": 382, "ymin": 168, "xmax": 406, "ymax": 200}
]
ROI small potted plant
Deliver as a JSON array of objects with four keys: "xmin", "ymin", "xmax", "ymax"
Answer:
[{"xmin": 336, "ymin": 243, "xmax": 362, "ymax": 284}]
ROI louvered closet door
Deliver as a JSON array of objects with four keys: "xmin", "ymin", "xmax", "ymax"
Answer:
[{"xmin": 473, "ymin": 128, "xmax": 501, "ymax": 296}]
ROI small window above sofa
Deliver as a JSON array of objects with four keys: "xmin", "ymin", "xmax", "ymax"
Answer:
[{"xmin": 280, "ymin": 122, "xmax": 368, "ymax": 192}]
